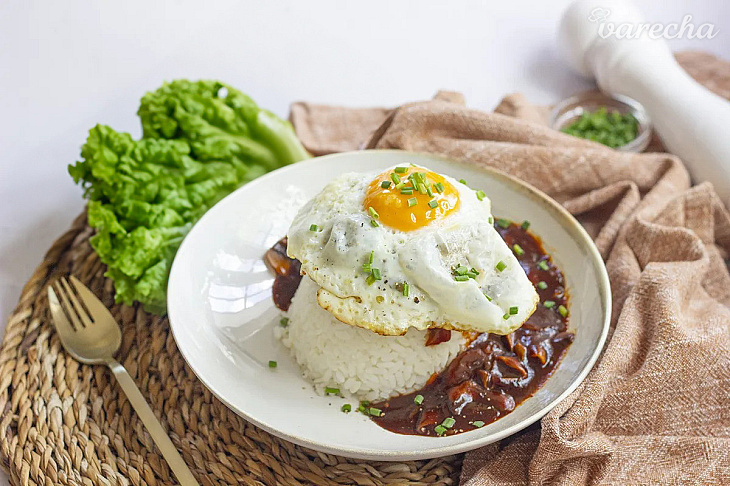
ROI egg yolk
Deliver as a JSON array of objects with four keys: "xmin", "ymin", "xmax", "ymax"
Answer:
[{"xmin": 362, "ymin": 166, "xmax": 460, "ymax": 231}]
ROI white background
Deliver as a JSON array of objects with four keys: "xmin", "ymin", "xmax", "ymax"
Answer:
[{"xmin": 0, "ymin": 1, "xmax": 727, "ymax": 484}]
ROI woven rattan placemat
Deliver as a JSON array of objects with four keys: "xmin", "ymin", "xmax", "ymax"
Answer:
[{"xmin": 0, "ymin": 211, "xmax": 461, "ymax": 485}]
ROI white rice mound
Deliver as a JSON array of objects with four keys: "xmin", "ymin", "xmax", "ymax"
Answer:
[{"xmin": 276, "ymin": 277, "xmax": 467, "ymax": 401}]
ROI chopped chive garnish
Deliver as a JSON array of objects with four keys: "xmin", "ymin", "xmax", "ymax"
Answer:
[
  {"xmin": 544, "ymin": 300, "xmax": 556, "ymax": 308},
  {"xmin": 362, "ymin": 263, "xmax": 371, "ymax": 272},
  {"xmin": 325, "ymin": 386, "xmax": 340, "ymax": 395},
  {"xmin": 394, "ymin": 166, "xmax": 408, "ymax": 173},
  {"xmin": 391, "ymin": 173, "xmax": 401, "ymax": 185},
  {"xmin": 562, "ymin": 107, "xmax": 639, "ymax": 148},
  {"xmin": 537, "ymin": 281, "xmax": 548, "ymax": 290},
  {"xmin": 380, "ymin": 180, "xmax": 391, "ymax": 189},
  {"xmin": 417, "ymin": 183, "xmax": 427, "ymax": 195},
  {"xmin": 454, "ymin": 265, "xmax": 468, "ymax": 275},
  {"xmin": 309, "ymin": 224, "xmax": 318, "ymax": 232},
  {"xmin": 459, "ymin": 179, "xmax": 468, "ymax": 185},
  {"xmin": 368, "ymin": 206, "xmax": 379, "ymax": 219},
  {"xmin": 414, "ymin": 394, "xmax": 424, "ymax": 405},
  {"xmin": 369, "ymin": 250, "xmax": 374, "ymax": 264},
  {"xmin": 537, "ymin": 260, "xmax": 549, "ymax": 271},
  {"xmin": 503, "ymin": 313, "xmax": 510, "ymax": 320},
  {"xmin": 371, "ymin": 268, "xmax": 381, "ymax": 280},
  {"xmin": 495, "ymin": 261, "xmax": 507, "ymax": 272},
  {"xmin": 488, "ymin": 216, "xmax": 494, "ymax": 224},
  {"xmin": 408, "ymin": 197, "xmax": 418, "ymax": 207},
  {"xmin": 369, "ymin": 407, "xmax": 382, "ymax": 417},
  {"xmin": 358, "ymin": 401, "xmax": 369, "ymax": 413},
  {"xmin": 497, "ymin": 218, "xmax": 510, "ymax": 229},
  {"xmin": 395, "ymin": 181, "xmax": 406, "ymax": 190},
  {"xmin": 509, "ymin": 306, "xmax": 519, "ymax": 315},
  {"xmin": 341, "ymin": 404, "xmax": 352, "ymax": 413},
  {"xmin": 442, "ymin": 417, "xmax": 456, "ymax": 428},
  {"xmin": 412, "ymin": 172, "xmax": 424, "ymax": 185},
  {"xmin": 558, "ymin": 305, "xmax": 569, "ymax": 317},
  {"xmin": 428, "ymin": 199, "xmax": 439, "ymax": 209},
  {"xmin": 366, "ymin": 274, "xmax": 376, "ymax": 285},
  {"xmin": 472, "ymin": 420, "xmax": 485, "ymax": 428},
  {"xmin": 426, "ymin": 186, "xmax": 434, "ymax": 197},
  {"xmin": 280, "ymin": 317, "xmax": 289, "ymax": 327},
  {"xmin": 454, "ymin": 275, "xmax": 470, "ymax": 282},
  {"xmin": 435, "ymin": 182, "xmax": 445, "ymax": 193},
  {"xmin": 521, "ymin": 220, "xmax": 531, "ymax": 230},
  {"xmin": 268, "ymin": 360, "xmax": 277, "ymax": 368},
  {"xmin": 513, "ymin": 244, "xmax": 524, "ymax": 256},
  {"xmin": 370, "ymin": 218, "xmax": 379, "ymax": 227},
  {"xmin": 403, "ymin": 282, "xmax": 410, "ymax": 297},
  {"xmin": 484, "ymin": 293, "xmax": 492, "ymax": 301},
  {"xmin": 476, "ymin": 190, "xmax": 486, "ymax": 201},
  {"xmin": 434, "ymin": 425, "xmax": 447, "ymax": 436},
  {"xmin": 401, "ymin": 188, "xmax": 414, "ymax": 195},
  {"xmin": 470, "ymin": 268, "xmax": 480, "ymax": 275},
  {"xmin": 465, "ymin": 271, "xmax": 478, "ymax": 279}
]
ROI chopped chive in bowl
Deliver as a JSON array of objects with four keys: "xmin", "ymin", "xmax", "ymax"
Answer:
[{"xmin": 561, "ymin": 107, "xmax": 639, "ymax": 148}]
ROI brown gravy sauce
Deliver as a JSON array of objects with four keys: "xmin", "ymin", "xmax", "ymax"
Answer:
[{"xmin": 265, "ymin": 220, "xmax": 573, "ymax": 436}]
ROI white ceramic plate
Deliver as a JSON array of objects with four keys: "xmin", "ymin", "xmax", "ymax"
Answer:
[{"xmin": 167, "ymin": 150, "xmax": 610, "ymax": 461}]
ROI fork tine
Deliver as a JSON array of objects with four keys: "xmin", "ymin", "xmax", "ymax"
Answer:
[
  {"xmin": 53, "ymin": 279, "xmax": 84, "ymax": 331},
  {"xmin": 69, "ymin": 275, "xmax": 113, "ymax": 324},
  {"xmin": 47, "ymin": 285, "xmax": 76, "ymax": 335},
  {"xmin": 59, "ymin": 277, "xmax": 93, "ymax": 327}
]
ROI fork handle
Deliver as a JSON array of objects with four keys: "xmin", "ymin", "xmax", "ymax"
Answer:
[{"xmin": 108, "ymin": 359, "xmax": 200, "ymax": 486}]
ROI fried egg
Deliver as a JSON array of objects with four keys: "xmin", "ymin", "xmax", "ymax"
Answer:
[{"xmin": 286, "ymin": 165, "xmax": 538, "ymax": 336}]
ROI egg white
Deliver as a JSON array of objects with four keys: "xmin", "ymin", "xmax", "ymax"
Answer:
[{"xmin": 286, "ymin": 167, "xmax": 538, "ymax": 336}]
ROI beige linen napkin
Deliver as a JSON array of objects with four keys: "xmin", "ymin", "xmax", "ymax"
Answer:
[{"xmin": 289, "ymin": 52, "xmax": 730, "ymax": 485}]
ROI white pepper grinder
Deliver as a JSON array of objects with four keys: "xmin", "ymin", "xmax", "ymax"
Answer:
[{"xmin": 558, "ymin": 0, "xmax": 730, "ymax": 202}]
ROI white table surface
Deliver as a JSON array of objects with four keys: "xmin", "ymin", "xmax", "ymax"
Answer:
[{"xmin": 0, "ymin": 0, "xmax": 727, "ymax": 483}]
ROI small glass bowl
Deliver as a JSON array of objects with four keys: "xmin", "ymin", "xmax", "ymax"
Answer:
[{"xmin": 549, "ymin": 91, "xmax": 652, "ymax": 153}]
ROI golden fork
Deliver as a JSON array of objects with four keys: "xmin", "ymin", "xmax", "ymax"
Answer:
[{"xmin": 48, "ymin": 276, "xmax": 199, "ymax": 486}]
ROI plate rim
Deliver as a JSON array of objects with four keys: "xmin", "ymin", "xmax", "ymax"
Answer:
[{"xmin": 167, "ymin": 149, "xmax": 612, "ymax": 461}]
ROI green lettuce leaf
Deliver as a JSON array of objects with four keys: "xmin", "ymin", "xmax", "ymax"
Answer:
[{"xmin": 70, "ymin": 81, "xmax": 310, "ymax": 314}]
